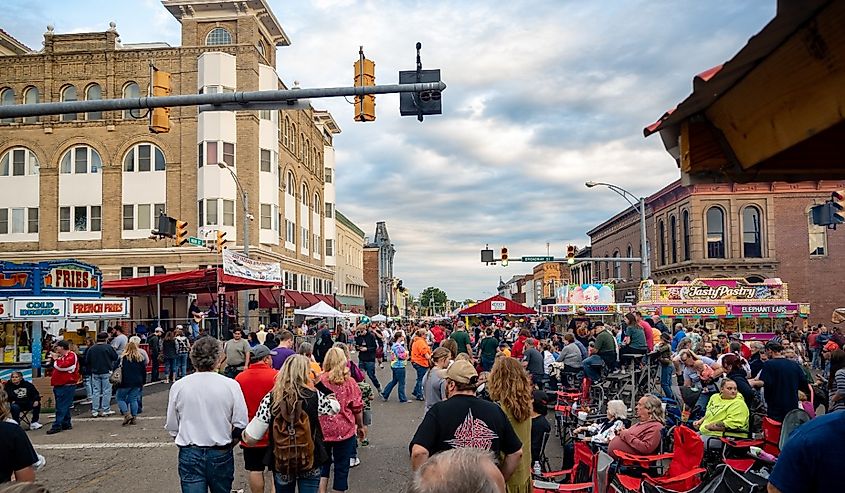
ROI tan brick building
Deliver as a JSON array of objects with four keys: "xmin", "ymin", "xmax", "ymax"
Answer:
[
  {"xmin": 0, "ymin": 1, "xmax": 338, "ymax": 325},
  {"xmin": 334, "ymin": 210, "xmax": 366, "ymax": 312},
  {"xmin": 586, "ymin": 179, "xmax": 845, "ymax": 324}
]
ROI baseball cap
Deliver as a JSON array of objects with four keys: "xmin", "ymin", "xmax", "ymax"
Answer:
[
  {"xmin": 445, "ymin": 360, "xmax": 478, "ymax": 384},
  {"xmin": 824, "ymin": 341, "xmax": 840, "ymax": 352},
  {"xmin": 155, "ymin": 327, "xmax": 163, "ymax": 334},
  {"xmin": 251, "ymin": 344, "xmax": 277, "ymax": 359}
]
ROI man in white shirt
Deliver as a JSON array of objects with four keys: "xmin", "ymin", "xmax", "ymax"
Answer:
[
  {"xmin": 165, "ymin": 337, "xmax": 248, "ymax": 492},
  {"xmin": 109, "ymin": 325, "xmax": 128, "ymax": 357}
]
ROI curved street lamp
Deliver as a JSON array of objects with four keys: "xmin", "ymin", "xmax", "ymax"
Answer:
[{"xmin": 585, "ymin": 181, "xmax": 650, "ymax": 280}]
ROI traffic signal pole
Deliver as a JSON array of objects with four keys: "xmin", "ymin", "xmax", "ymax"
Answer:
[{"xmin": 0, "ymin": 82, "xmax": 447, "ymax": 119}]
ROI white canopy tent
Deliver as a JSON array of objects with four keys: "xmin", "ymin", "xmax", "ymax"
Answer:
[
  {"xmin": 294, "ymin": 300, "xmax": 347, "ymax": 318},
  {"xmin": 371, "ymin": 314, "xmax": 388, "ymax": 322}
]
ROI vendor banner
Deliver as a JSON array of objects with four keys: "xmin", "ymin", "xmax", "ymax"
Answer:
[
  {"xmin": 223, "ymin": 249, "xmax": 282, "ymax": 283},
  {"xmin": 661, "ymin": 305, "xmax": 727, "ymax": 317},
  {"xmin": 639, "ymin": 278, "xmax": 787, "ymax": 303},
  {"xmin": 12, "ymin": 298, "xmax": 66, "ymax": 320},
  {"xmin": 0, "ymin": 299, "xmax": 8, "ymax": 318},
  {"xmin": 68, "ymin": 298, "xmax": 130, "ymax": 319},
  {"xmin": 556, "ymin": 283, "xmax": 615, "ymax": 304},
  {"xmin": 728, "ymin": 304, "xmax": 798, "ymax": 317}
]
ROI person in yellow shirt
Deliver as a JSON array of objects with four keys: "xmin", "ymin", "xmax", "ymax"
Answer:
[
  {"xmin": 411, "ymin": 328, "xmax": 432, "ymax": 401},
  {"xmin": 694, "ymin": 379, "xmax": 749, "ymax": 440},
  {"xmin": 499, "ymin": 341, "xmax": 512, "ymax": 358},
  {"xmin": 297, "ymin": 341, "xmax": 322, "ymax": 383}
]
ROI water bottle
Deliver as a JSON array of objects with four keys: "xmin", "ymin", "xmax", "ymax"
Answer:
[{"xmin": 533, "ymin": 461, "xmax": 542, "ymax": 476}]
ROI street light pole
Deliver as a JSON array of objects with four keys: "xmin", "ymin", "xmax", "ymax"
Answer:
[
  {"xmin": 585, "ymin": 181, "xmax": 650, "ymax": 280},
  {"xmin": 218, "ymin": 162, "xmax": 251, "ymax": 330}
]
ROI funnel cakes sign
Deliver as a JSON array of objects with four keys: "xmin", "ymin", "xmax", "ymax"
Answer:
[{"xmin": 639, "ymin": 278, "xmax": 788, "ymax": 304}]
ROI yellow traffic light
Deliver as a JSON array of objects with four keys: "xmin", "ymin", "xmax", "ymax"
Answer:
[
  {"xmin": 353, "ymin": 48, "xmax": 376, "ymax": 122},
  {"xmin": 175, "ymin": 220, "xmax": 188, "ymax": 246},
  {"xmin": 216, "ymin": 230, "xmax": 228, "ymax": 252},
  {"xmin": 501, "ymin": 247, "xmax": 508, "ymax": 267},
  {"xmin": 833, "ymin": 190, "xmax": 845, "ymax": 225},
  {"xmin": 150, "ymin": 68, "xmax": 172, "ymax": 134},
  {"xmin": 566, "ymin": 245, "xmax": 576, "ymax": 265}
]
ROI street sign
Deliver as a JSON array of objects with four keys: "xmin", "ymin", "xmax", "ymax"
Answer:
[
  {"xmin": 187, "ymin": 236, "xmax": 204, "ymax": 246},
  {"xmin": 521, "ymin": 256, "xmax": 554, "ymax": 262}
]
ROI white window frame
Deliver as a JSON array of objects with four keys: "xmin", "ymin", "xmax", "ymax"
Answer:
[
  {"xmin": 0, "ymin": 147, "xmax": 39, "ymax": 177},
  {"xmin": 60, "ymin": 146, "xmax": 102, "ymax": 174},
  {"xmin": 124, "ymin": 143, "xmax": 166, "ymax": 172}
]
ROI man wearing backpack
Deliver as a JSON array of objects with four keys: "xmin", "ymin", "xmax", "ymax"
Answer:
[{"xmin": 236, "ymin": 344, "xmax": 278, "ymax": 493}]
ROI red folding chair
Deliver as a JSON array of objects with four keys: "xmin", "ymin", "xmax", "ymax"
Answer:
[
  {"xmin": 541, "ymin": 441, "xmax": 593, "ymax": 485},
  {"xmin": 762, "ymin": 417, "xmax": 782, "ymax": 456},
  {"xmin": 613, "ymin": 425, "xmax": 706, "ymax": 493},
  {"xmin": 534, "ymin": 450, "xmax": 613, "ymax": 493}
]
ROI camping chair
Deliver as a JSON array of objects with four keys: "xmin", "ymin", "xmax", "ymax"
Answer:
[
  {"xmin": 554, "ymin": 391, "xmax": 582, "ymax": 440},
  {"xmin": 761, "ymin": 417, "xmax": 782, "ymax": 456},
  {"xmin": 534, "ymin": 450, "xmax": 613, "ymax": 493},
  {"xmin": 541, "ymin": 441, "xmax": 594, "ymax": 485},
  {"xmin": 778, "ymin": 408, "xmax": 811, "ymax": 451},
  {"xmin": 537, "ymin": 431, "xmax": 552, "ymax": 474},
  {"xmin": 612, "ymin": 425, "xmax": 706, "ymax": 493},
  {"xmin": 17, "ymin": 408, "xmax": 32, "ymax": 430}
]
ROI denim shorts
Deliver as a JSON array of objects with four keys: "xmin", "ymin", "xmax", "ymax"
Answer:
[{"xmin": 363, "ymin": 410, "xmax": 372, "ymax": 426}]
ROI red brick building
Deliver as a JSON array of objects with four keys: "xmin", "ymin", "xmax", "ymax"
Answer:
[{"xmin": 586, "ymin": 179, "xmax": 845, "ymax": 325}]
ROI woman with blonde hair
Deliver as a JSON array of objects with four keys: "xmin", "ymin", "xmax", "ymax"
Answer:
[
  {"xmin": 243, "ymin": 354, "xmax": 340, "ymax": 492},
  {"xmin": 318, "ymin": 347, "xmax": 364, "ymax": 493},
  {"xmin": 488, "ymin": 357, "xmax": 533, "ymax": 493},
  {"xmin": 422, "ymin": 347, "xmax": 451, "ymax": 413},
  {"xmin": 116, "ymin": 339, "xmax": 147, "ymax": 425}
]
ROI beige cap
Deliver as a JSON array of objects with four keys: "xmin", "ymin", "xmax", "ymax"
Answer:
[{"xmin": 446, "ymin": 360, "xmax": 478, "ymax": 384}]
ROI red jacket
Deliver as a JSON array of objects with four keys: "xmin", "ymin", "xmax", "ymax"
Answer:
[
  {"xmin": 235, "ymin": 361, "xmax": 278, "ymax": 447},
  {"xmin": 51, "ymin": 351, "xmax": 80, "ymax": 387},
  {"xmin": 431, "ymin": 325, "xmax": 446, "ymax": 344},
  {"xmin": 513, "ymin": 335, "xmax": 528, "ymax": 359}
]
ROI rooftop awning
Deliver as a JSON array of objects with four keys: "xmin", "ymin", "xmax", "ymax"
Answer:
[
  {"xmin": 458, "ymin": 295, "xmax": 536, "ymax": 317},
  {"xmin": 102, "ymin": 268, "xmax": 278, "ymax": 296}
]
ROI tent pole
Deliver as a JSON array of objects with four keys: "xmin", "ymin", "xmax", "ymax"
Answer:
[{"xmin": 157, "ymin": 284, "xmax": 162, "ymax": 330}]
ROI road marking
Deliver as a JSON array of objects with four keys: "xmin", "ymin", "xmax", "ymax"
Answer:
[
  {"xmin": 69, "ymin": 415, "xmax": 166, "ymax": 422},
  {"xmin": 36, "ymin": 442, "xmax": 175, "ymax": 450}
]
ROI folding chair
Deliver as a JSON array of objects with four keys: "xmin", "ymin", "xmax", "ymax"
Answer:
[
  {"xmin": 537, "ymin": 431, "xmax": 552, "ymax": 474},
  {"xmin": 17, "ymin": 408, "xmax": 32, "ymax": 430},
  {"xmin": 761, "ymin": 417, "xmax": 782, "ymax": 456},
  {"xmin": 534, "ymin": 450, "xmax": 613, "ymax": 493},
  {"xmin": 612, "ymin": 425, "xmax": 706, "ymax": 493}
]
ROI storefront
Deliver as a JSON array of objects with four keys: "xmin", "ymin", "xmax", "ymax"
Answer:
[
  {"xmin": 636, "ymin": 278, "xmax": 810, "ymax": 338},
  {"xmin": 0, "ymin": 260, "xmax": 129, "ymax": 380},
  {"xmin": 543, "ymin": 283, "xmax": 632, "ymax": 321}
]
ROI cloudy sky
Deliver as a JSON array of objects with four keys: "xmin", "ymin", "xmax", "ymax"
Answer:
[{"xmin": 5, "ymin": 0, "xmax": 775, "ymax": 300}]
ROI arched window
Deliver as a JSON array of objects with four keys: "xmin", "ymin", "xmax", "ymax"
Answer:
[
  {"xmin": 300, "ymin": 134, "xmax": 305, "ymax": 160},
  {"xmin": 626, "ymin": 244, "xmax": 633, "ymax": 279},
  {"xmin": 60, "ymin": 85, "xmax": 77, "ymax": 121},
  {"xmin": 682, "ymin": 210, "xmax": 690, "ymax": 261},
  {"xmin": 23, "ymin": 87, "xmax": 39, "ymax": 123},
  {"xmin": 283, "ymin": 116, "xmax": 290, "ymax": 149},
  {"xmin": 669, "ymin": 215, "xmax": 677, "ymax": 264},
  {"xmin": 291, "ymin": 124, "xmax": 297, "ymax": 154},
  {"xmin": 123, "ymin": 143, "xmax": 166, "ymax": 172},
  {"xmin": 60, "ymin": 145, "xmax": 102, "ymax": 174},
  {"xmin": 123, "ymin": 82, "xmax": 141, "ymax": 119},
  {"xmin": 742, "ymin": 206, "xmax": 763, "ymax": 258},
  {"xmin": 257, "ymin": 39, "xmax": 267, "ymax": 58},
  {"xmin": 613, "ymin": 251, "xmax": 621, "ymax": 279},
  {"xmin": 0, "ymin": 147, "xmax": 39, "ymax": 177},
  {"xmin": 746, "ymin": 275, "xmax": 765, "ymax": 284},
  {"xmin": 658, "ymin": 220, "xmax": 666, "ymax": 265},
  {"xmin": 313, "ymin": 193, "xmax": 321, "ymax": 215},
  {"xmin": 706, "ymin": 207, "xmax": 726, "ymax": 258},
  {"xmin": 206, "ymin": 27, "xmax": 233, "ymax": 45},
  {"xmin": 0, "ymin": 87, "xmax": 15, "ymax": 123},
  {"xmin": 286, "ymin": 171, "xmax": 295, "ymax": 195},
  {"xmin": 301, "ymin": 183, "xmax": 309, "ymax": 206},
  {"xmin": 85, "ymin": 83, "xmax": 102, "ymax": 120},
  {"xmin": 604, "ymin": 254, "xmax": 610, "ymax": 280}
]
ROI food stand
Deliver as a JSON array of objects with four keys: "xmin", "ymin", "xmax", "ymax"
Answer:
[
  {"xmin": 0, "ymin": 260, "xmax": 129, "ymax": 381},
  {"xmin": 636, "ymin": 278, "xmax": 810, "ymax": 340},
  {"xmin": 540, "ymin": 283, "xmax": 632, "ymax": 322}
]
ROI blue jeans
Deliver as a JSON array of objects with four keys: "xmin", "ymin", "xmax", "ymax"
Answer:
[
  {"xmin": 583, "ymin": 355, "xmax": 605, "ymax": 382},
  {"xmin": 117, "ymin": 387, "xmax": 142, "ymax": 416},
  {"xmin": 51, "ymin": 384, "xmax": 75, "ymax": 431},
  {"xmin": 660, "ymin": 364, "xmax": 674, "ymax": 398},
  {"xmin": 84, "ymin": 375, "xmax": 93, "ymax": 399},
  {"xmin": 178, "ymin": 446, "xmax": 235, "ymax": 493},
  {"xmin": 177, "ymin": 353, "xmax": 189, "ymax": 379},
  {"xmin": 812, "ymin": 348, "xmax": 823, "ymax": 369},
  {"xmin": 481, "ymin": 356, "xmax": 495, "ymax": 372},
  {"xmin": 412, "ymin": 363, "xmax": 428, "ymax": 399},
  {"xmin": 165, "ymin": 357, "xmax": 178, "ymax": 380},
  {"xmin": 190, "ymin": 321, "xmax": 200, "ymax": 340},
  {"xmin": 274, "ymin": 467, "xmax": 321, "ymax": 493},
  {"xmin": 320, "ymin": 436, "xmax": 356, "ymax": 492},
  {"xmin": 358, "ymin": 360, "xmax": 381, "ymax": 390},
  {"xmin": 91, "ymin": 373, "xmax": 113, "ymax": 413},
  {"xmin": 382, "ymin": 366, "xmax": 407, "ymax": 402}
]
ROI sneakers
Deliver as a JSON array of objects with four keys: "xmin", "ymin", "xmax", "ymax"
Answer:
[
  {"xmin": 29, "ymin": 422, "xmax": 43, "ymax": 430},
  {"xmin": 91, "ymin": 411, "xmax": 100, "ymax": 418},
  {"xmin": 349, "ymin": 457, "xmax": 361, "ymax": 468},
  {"xmin": 380, "ymin": 393, "xmax": 388, "ymax": 402},
  {"xmin": 101, "ymin": 410, "xmax": 115, "ymax": 416},
  {"xmin": 122, "ymin": 414, "xmax": 133, "ymax": 426},
  {"xmin": 34, "ymin": 454, "xmax": 46, "ymax": 471},
  {"xmin": 45, "ymin": 428, "xmax": 62, "ymax": 435}
]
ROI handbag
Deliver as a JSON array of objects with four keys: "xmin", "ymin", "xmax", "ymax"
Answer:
[{"xmin": 110, "ymin": 358, "xmax": 124, "ymax": 385}]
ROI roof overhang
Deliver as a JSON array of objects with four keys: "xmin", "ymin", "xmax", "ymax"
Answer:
[
  {"xmin": 644, "ymin": 0, "xmax": 845, "ymax": 183},
  {"xmin": 162, "ymin": 0, "xmax": 291, "ymax": 46}
]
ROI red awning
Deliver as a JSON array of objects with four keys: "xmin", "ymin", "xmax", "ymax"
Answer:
[
  {"xmin": 258, "ymin": 288, "xmax": 282, "ymax": 309},
  {"xmin": 102, "ymin": 268, "xmax": 278, "ymax": 296},
  {"xmin": 458, "ymin": 295, "xmax": 537, "ymax": 317},
  {"xmin": 302, "ymin": 293, "xmax": 320, "ymax": 306},
  {"xmin": 284, "ymin": 290, "xmax": 310, "ymax": 309},
  {"xmin": 316, "ymin": 294, "xmax": 338, "ymax": 308}
]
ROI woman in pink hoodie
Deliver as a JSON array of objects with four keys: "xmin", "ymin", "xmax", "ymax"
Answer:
[{"xmin": 608, "ymin": 394, "xmax": 665, "ymax": 459}]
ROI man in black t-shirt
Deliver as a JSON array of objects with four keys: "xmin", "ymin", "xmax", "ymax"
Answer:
[
  {"xmin": 749, "ymin": 341, "xmax": 809, "ymax": 421},
  {"xmin": 0, "ymin": 420, "xmax": 39, "ymax": 483},
  {"xmin": 409, "ymin": 360, "xmax": 523, "ymax": 481}
]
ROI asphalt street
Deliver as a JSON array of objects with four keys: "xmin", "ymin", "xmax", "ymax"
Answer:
[{"xmin": 27, "ymin": 362, "xmax": 565, "ymax": 492}]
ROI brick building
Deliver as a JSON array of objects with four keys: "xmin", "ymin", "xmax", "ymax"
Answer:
[
  {"xmin": 0, "ymin": 0, "xmax": 338, "ymax": 325},
  {"xmin": 530, "ymin": 262, "xmax": 571, "ymax": 311},
  {"xmin": 363, "ymin": 221, "xmax": 395, "ymax": 315},
  {"xmin": 334, "ymin": 210, "xmax": 366, "ymax": 312},
  {"xmin": 586, "ymin": 179, "xmax": 845, "ymax": 324}
]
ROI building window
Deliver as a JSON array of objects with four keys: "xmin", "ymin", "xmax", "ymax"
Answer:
[
  {"xmin": 706, "ymin": 206, "xmax": 726, "ymax": 258},
  {"xmin": 669, "ymin": 215, "xmax": 677, "ymax": 264},
  {"xmin": 260, "ymin": 149, "xmax": 272, "ymax": 172},
  {"xmin": 23, "ymin": 87, "xmax": 39, "ymax": 124},
  {"xmin": 302, "ymin": 227, "xmax": 309, "ymax": 249},
  {"xmin": 260, "ymin": 204, "xmax": 272, "ymax": 229},
  {"xmin": 206, "ymin": 27, "xmax": 233, "ymax": 46},
  {"xmin": 286, "ymin": 171, "xmax": 295, "ymax": 194},
  {"xmin": 808, "ymin": 210, "xmax": 827, "ymax": 256},
  {"xmin": 259, "ymin": 109, "xmax": 271, "ymax": 121},
  {"xmin": 124, "ymin": 143, "xmax": 166, "ymax": 172},
  {"xmin": 0, "ymin": 148, "xmax": 39, "ymax": 176},
  {"xmin": 120, "ymin": 267, "xmax": 133, "ymax": 279},
  {"xmin": 122, "ymin": 205, "xmax": 134, "ymax": 230},
  {"xmin": 197, "ymin": 200, "xmax": 204, "ymax": 227},
  {"xmin": 658, "ymin": 220, "xmax": 666, "ymax": 265},
  {"xmin": 123, "ymin": 82, "xmax": 141, "ymax": 119},
  {"xmin": 60, "ymin": 85, "xmax": 77, "ymax": 121},
  {"xmin": 137, "ymin": 266, "xmax": 151, "ymax": 277},
  {"xmin": 223, "ymin": 142, "xmax": 235, "ymax": 166},
  {"xmin": 613, "ymin": 251, "xmax": 621, "ymax": 278},
  {"xmin": 285, "ymin": 220, "xmax": 296, "ymax": 243},
  {"xmin": 222, "ymin": 200, "xmax": 235, "ymax": 226},
  {"xmin": 312, "ymin": 193, "xmax": 321, "ymax": 215},
  {"xmin": 626, "ymin": 245, "xmax": 633, "ymax": 279},
  {"xmin": 0, "ymin": 87, "xmax": 15, "ymax": 124},
  {"xmin": 60, "ymin": 146, "xmax": 102, "ymax": 174},
  {"xmin": 682, "ymin": 210, "xmax": 690, "ymax": 261},
  {"xmin": 60, "ymin": 205, "xmax": 101, "ymax": 232},
  {"xmin": 325, "ymin": 202, "xmax": 333, "ymax": 219},
  {"xmin": 742, "ymin": 206, "xmax": 763, "ymax": 258},
  {"xmin": 301, "ymin": 183, "xmax": 309, "ymax": 206},
  {"xmin": 85, "ymin": 83, "xmax": 102, "ymax": 120},
  {"xmin": 206, "ymin": 199, "xmax": 218, "ymax": 226},
  {"xmin": 257, "ymin": 39, "xmax": 267, "ymax": 58},
  {"xmin": 154, "ymin": 266, "xmax": 167, "ymax": 275},
  {"xmin": 326, "ymin": 238, "xmax": 334, "ymax": 256},
  {"xmin": 27, "ymin": 208, "xmax": 38, "ymax": 233}
]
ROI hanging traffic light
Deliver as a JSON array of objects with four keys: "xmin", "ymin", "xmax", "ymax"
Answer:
[
  {"xmin": 149, "ymin": 67, "xmax": 172, "ymax": 133},
  {"xmin": 175, "ymin": 220, "xmax": 188, "ymax": 246},
  {"xmin": 500, "ymin": 247, "xmax": 508, "ymax": 267},
  {"xmin": 832, "ymin": 190, "xmax": 845, "ymax": 225},
  {"xmin": 216, "ymin": 230, "xmax": 228, "ymax": 252},
  {"xmin": 566, "ymin": 245, "xmax": 577, "ymax": 265},
  {"xmin": 353, "ymin": 47, "xmax": 376, "ymax": 122}
]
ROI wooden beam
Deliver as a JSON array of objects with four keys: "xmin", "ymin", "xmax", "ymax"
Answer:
[{"xmin": 705, "ymin": 1, "xmax": 845, "ymax": 170}]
